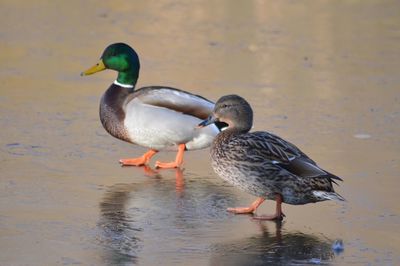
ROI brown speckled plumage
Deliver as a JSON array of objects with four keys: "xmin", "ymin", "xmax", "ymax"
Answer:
[
  {"xmin": 211, "ymin": 130, "xmax": 342, "ymax": 205},
  {"xmin": 200, "ymin": 94, "xmax": 344, "ymax": 219}
]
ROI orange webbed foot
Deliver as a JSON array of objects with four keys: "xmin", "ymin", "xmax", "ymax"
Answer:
[
  {"xmin": 227, "ymin": 197, "xmax": 265, "ymax": 214},
  {"xmin": 155, "ymin": 144, "xmax": 185, "ymax": 169},
  {"xmin": 227, "ymin": 206, "xmax": 256, "ymax": 214},
  {"xmin": 252, "ymin": 194, "xmax": 285, "ymax": 221},
  {"xmin": 155, "ymin": 161, "xmax": 182, "ymax": 169},
  {"xmin": 119, "ymin": 149, "xmax": 157, "ymax": 166},
  {"xmin": 119, "ymin": 157, "xmax": 147, "ymax": 166}
]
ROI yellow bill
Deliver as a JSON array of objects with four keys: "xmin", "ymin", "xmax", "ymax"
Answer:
[{"xmin": 81, "ymin": 60, "xmax": 106, "ymax": 76}]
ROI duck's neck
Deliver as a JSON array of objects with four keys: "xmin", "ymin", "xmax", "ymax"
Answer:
[
  {"xmin": 113, "ymin": 79, "xmax": 134, "ymax": 90},
  {"xmin": 116, "ymin": 69, "xmax": 138, "ymax": 88},
  {"xmin": 222, "ymin": 127, "xmax": 250, "ymax": 136},
  {"xmin": 215, "ymin": 127, "xmax": 249, "ymax": 144}
]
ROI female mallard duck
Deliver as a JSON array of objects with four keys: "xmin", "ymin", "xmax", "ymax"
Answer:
[
  {"xmin": 81, "ymin": 43, "xmax": 221, "ymax": 168},
  {"xmin": 198, "ymin": 95, "xmax": 344, "ymax": 220}
]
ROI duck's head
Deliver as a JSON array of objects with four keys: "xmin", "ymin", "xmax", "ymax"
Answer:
[
  {"xmin": 198, "ymin": 95, "xmax": 253, "ymax": 133},
  {"xmin": 81, "ymin": 43, "xmax": 140, "ymax": 86}
]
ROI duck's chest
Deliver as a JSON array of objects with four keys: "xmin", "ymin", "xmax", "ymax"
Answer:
[
  {"xmin": 210, "ymin": 139, "xmax": 274, "ymax": 196},
  {"xmin": 211, "ymin": 157, "xmax": 276, "ymax": 197},
  {"xmin": 99, "ymin": 85, "xmax": 132, "ymax": 143}
]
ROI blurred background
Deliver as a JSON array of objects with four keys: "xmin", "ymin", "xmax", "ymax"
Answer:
[{"xmin": 1, "ymin": 1, "xmax": 399, "ymax": 265}]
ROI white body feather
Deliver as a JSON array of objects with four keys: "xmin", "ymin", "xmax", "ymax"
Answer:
[{"xmin": 124, "ymin": 91, "xmax": 219, "ymax": 151}]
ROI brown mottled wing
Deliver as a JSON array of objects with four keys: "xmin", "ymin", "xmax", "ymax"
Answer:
[
  {"xmin": 130, "ymin": 86, "xmax": 214, "ymax": 119},
  {"xmin": 230, "ymin": 131, "xmax": 342, "ymax": 181},
  {"xmin": 229, "ymin": 131, "xmax": 304, "ymax": 163}
]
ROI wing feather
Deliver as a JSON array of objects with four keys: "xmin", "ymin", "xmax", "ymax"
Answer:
[
  {"xmin": 230, "ymin": 131, "xmax": 342, "ymax": 182},
  {"xmin": 130, "ymin": 86, "xmax": 214, "ymax": 119}
]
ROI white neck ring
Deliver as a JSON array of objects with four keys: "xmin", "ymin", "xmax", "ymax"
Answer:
[{"xmin": 113, "ymin": 80, "xmax": 134, "ymax": 88}]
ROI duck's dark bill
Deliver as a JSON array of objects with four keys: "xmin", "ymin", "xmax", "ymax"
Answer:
[{"xmin": 197, "ymin": 115, "xmax": 216, "ymax": 128}]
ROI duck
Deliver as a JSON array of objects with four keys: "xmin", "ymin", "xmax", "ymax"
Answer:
[
  {"xmin": 81, "ymin": 43, "xmax": 222, "ymax": 169},
  {"xmin": 198, "ymin": 94, "xmax": 344, "ymax": 220}
]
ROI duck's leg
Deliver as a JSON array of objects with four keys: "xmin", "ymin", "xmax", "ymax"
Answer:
[
  {"xmin": 119, "ymin": 149, "xmax": 158, "ymax": 166},
  {"xmin": 227, "ymin": 197, "xmax": 265, "ymax": 214},
  {"xmin": 155, "ymin": 144, "xmax": 185, "ymax": 169},
  {"xmin": 253, "ymin": 194, "xmax": 285, "ymax": 221}
]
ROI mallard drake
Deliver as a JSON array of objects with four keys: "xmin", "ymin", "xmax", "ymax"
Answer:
[
  {"xmin": 198, "ymin": 95, "xmax": 344, "ymax": 220},
  {"xmin": 81, "ymin": 43, "xmax": 220, "ymax": 168}
]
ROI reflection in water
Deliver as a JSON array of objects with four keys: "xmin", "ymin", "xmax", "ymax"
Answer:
[
  {"xmin": 98, "ymin": 183, "xmax": 142, "ymax": 265},
  {"xmin": 211, "ymin": 222, "xmax": 335, "ymax": 266},
  {"xmin": 174, "ymin": 168, "xmax": 185, "ymax": 195},
  {"xmin": 123, "ymin": 166, "xmax": 185, "ymax": 194},
  {"xmin": 98, "ymin": 168, "xmax": 237, "ymax": 264},
  {"xmin": 98, "ymin": 168, "xmax": 338, "ymax": 265}
]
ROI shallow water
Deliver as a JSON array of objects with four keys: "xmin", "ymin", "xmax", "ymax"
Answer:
[{"xmin": 1, "ymin": 0, "xmax": 400, "ymax": 265}]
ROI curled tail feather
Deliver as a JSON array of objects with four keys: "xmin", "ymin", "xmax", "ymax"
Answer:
[{"xmin": 312, "ymin": 191, "xmax": 346, "ymax": 202}]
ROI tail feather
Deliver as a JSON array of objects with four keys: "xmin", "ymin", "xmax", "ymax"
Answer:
[
  {"xmin": 312, "ymin": 190, "xmax": 346, "ymax": 202},
  {"xmin": 325, "ymin": 171, "xmax": 343, "ymax": 182}
]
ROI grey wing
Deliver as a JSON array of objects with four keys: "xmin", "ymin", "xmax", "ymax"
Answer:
[{"xmin": 131, "ymin": 86, "xmax": 214, "ymax": 119}]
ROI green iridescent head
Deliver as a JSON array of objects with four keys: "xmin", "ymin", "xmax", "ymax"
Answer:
[{"xmin": 81, "ymin": 43, "xmax": 140, "ymax": 86}]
